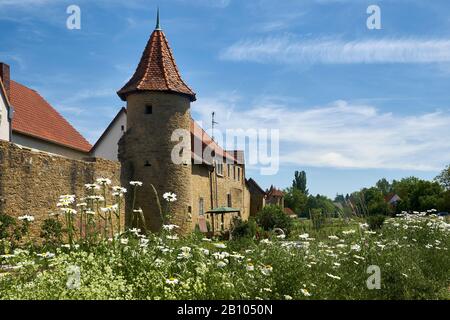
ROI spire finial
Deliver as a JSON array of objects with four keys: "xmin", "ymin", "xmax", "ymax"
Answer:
[{"xmin": 155, "ymin": 7, "xmax": 161, "ymax": 30}]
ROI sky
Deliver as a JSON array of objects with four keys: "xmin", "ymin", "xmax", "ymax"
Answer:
[{"xmin": 1, "ymin": 0, "xmax": 450, "ymax": 198}]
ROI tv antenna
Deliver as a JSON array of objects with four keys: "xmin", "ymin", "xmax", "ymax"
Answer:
[{"xmin": 212, "ymin": 112, "xmax": 219, "ymax": 142}]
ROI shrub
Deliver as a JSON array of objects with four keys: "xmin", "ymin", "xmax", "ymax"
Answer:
[
  {"xmin": 231, "ymin": 217, "xmax": 257, "ymax": 240},
  {"xmin": 256, "ymin": 205, "xmax": 292, "ymax": 234},
  {"xmin": 40, "ymin": 218, "xmax": 64, "ymax": 247},
  {"xmin": 310, "ymin": 208, "xmax": 326, "ymax": 230},
  {"xmin": 367, "ymin": 214, "xmax": 386, "ymax": 230}
]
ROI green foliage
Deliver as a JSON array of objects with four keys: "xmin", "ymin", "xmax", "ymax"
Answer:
[
  {"xmin": 306, "ymin": 194, "xmax": 336, "ymax": 216},
  {"xmin": 376, "ymin": 178, "xmax": 392, "ymax": 195},
  {"xmin": 293, "ymin": 170, "xmax": 308, "ymax": 195},
  {"xmin": 256, "ymin": 205, "xmax": 293, "ymax": 234},
  {"xmin": 284, "ymin": 187, "xmax": 308, "ymax": 216},
  {"xmin": 0, "ymin": 214, "xmax": 448, "ymax": 300},
  {"xmin": 310, "ymin": 209, "xmax": 326, "ymax": 230},
  {"xmin": 231, "ymin": 217, "xmax": 257, "ymax": 240},
  {"xmin": 366, "ymin": 215, "xmax": 386, "ymax": 230},
  {"xmin": 435, "ymin": 164, "xmax": 450, "ymax": 190},
  {"xmin": 40, "ymin": 218, "xmax": 64, "ymax": 247}
]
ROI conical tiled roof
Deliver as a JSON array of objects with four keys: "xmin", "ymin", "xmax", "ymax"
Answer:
[{"xmin": 117, "ymin": 26, "xmax": 196, "ymax": 101}]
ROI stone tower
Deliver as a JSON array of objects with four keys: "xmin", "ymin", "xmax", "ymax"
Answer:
[{"xmin": 117, "ymin": 11, "xmax": 196, "ymax": 233}]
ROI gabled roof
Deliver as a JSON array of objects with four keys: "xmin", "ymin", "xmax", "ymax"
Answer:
[
  {"xmin": 267, "ymin": 185, "xmax": 284, "ymax": 197},
  {"xmin": 117, "ymin": 27, "xmax": 196, "ymax": 102},
  {"xmin": 0, "ymin": 77, "xmax": 10, "ymax": 107},
  {"xmin": 246, "ymin": 178, "xmax": 266, "ymax": 195},
  {"xmin": 10, "ymin": 80, "xmax": 92, "ymax": 153},
  {"xmin": 91, "ymin": 107, "xmax": 126, "ymax": 152}
]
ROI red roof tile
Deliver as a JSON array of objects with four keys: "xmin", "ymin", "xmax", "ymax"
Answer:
[
  {"xmin": 117, "ymin": 29, "xmax": 196, "ymax": 102},
  {"xmin": 10, "ymin": 80, "xmax": 92, "ymax": 153}
]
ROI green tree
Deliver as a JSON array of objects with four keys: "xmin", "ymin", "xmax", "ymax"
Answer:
[
  {"xmin": 435, "ymin": 165, "xmax": 450, "ymax": 190},
  {"xmin": 376, "ymin": 178, "xmax": 392, "ymax": 195},
  {"xmin": 292, "ymin": 170, "xmax": 308, "ymax": 195},
  {"xmin": 284, "ymin": 187, "xmax": 308, "ymax": 216}
]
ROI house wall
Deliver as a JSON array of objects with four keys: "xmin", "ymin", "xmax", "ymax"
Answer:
[
  {"xmin": 12, "ymin": 132, "xmax": 88, "ymax": 160},
  {"xmin": 0, "ymin": 89, "xmax": 9, "ymax": 141},
  {"xmin": 0, "ymin": 140, "xmax": 122, "ymax": 238},
  {"xmin": 91, "ymin": 111, "xmax": 127, "ymax": 161},
  {"xmin": 190, "ymin": 162, "xmax": 250, "ymax": 233}
]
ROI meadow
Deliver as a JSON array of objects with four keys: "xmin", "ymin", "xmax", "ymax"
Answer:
[{"xmin": 0, "ymin": 180, "xmax": 449, "ymax": 300}]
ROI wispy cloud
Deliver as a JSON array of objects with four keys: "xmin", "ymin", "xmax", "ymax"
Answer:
[
  {"xmin": 192, "ymin": 95, "xmax": 450, "ymax": 171},
  {"xmin": 221, "ymin": 36, "xmax": 450, "ymax": 64}
]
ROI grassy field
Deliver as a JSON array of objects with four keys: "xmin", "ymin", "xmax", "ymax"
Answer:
[{"xmin": 1, "ymin": 213, "xmax": 448, "ymax": 300}]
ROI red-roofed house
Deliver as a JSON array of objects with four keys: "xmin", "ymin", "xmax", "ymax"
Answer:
[
  {"xmin": 266, "ymin": 185, "xmax": 285, "ymax": 207},
  {"xmin": 0, "ymin": 63, "xmax": 91, "ymax": 159}
]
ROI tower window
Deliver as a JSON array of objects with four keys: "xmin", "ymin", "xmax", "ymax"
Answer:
[
  {"xmin": 145, "ymin": 105, "xmax": 153, "ymax": 114},
  {"xmin": 227, "ymin": 194, "xmax": 232, "ymax": 207},
  {"xmin": 121, "ymin": 125, "xmax": 125, "ymax": 131},
  {"xmin": 199, "ymin": 198, "xmax": 204, "ymax": 216}
]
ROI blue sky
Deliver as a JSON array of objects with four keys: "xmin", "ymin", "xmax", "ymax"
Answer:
[{"xmin": 1, "ymin": 0, "xmax": 450, "ymax": 198}]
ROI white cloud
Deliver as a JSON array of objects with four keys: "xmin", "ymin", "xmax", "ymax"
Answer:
[
  {"xmin": 192, "ymin": 95, "xmax": 450, "ymax": 171},
  {"xmin": 221, "ymin": 36, "xmax": 450, "ymax": 64}
]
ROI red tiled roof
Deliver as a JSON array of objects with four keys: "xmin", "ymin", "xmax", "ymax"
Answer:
[
  {"xmin": 10, "ymin": 80, "xmax": 92, "ymax": 153},
  {"xmin": 267, "ymin": 186, "xmax": 284, "ymax": 197},
  {"xmin": 284, "ymin": 207, "xmax": 296, "ymax": 216},
  {"xmin": 117, "ymin": 29, "xmax": 196, "ymax": 102}
]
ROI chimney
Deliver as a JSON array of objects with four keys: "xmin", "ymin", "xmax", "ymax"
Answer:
[{"xmin": 0, "ymin": 63, "xmax": 10, "ymax": 101}]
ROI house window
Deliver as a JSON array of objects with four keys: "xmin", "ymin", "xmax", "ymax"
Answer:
[
  {"xmin": 121, "ymin": 125, "xmax": 125, "ymax": 131},
  {"xmin": 233, "ymin": 165, "xmax": 236, "ymax": 180},
  {"xmin": 227, "ymin": 194, "xmax": 232, "ymax": 207},
  {"xmin": 216, "ymin": 162, "xmax": 224, "ymax": 176},
  {"xmin": 145, "ymin": 105, "xmax": 153, "ymax": 114},
  {"xmin": 227, "ymin": 164, "xmax": 231, "ymax": 178},
  {"xmin": 237, "ymin": 167, "xmax": 241, "ymax": 181},
  {"xmin": 199, "ymin": 198, "xmax": 204, "ymax": 216}
]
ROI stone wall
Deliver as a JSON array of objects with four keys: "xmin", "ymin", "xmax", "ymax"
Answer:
[
  {"xmin": 191, "ymin": 162, "xmax": 250, "ymax": 233},
  {"xmin": 0, "ymin": 140, "xmax": 122, "ymax": 237}
]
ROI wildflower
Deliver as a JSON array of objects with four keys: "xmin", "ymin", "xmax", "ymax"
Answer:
[
  {"xmin": 85, "ymin": 210, "xmax": 95, "ymax": 215},
  {"xmin": 112, "ymin": 186, "xmax": 127, "ymax": 194},
  {"xmin": 85, "ymin": 184, "xmax": 100, "ymax": 190},
  {"xmin": 200, "ymin": 248, "xmax": 210, "ymax": 255},
  {"xmin": 359, "ymin": 223, "xmax": 369, "ymax": 229},
  {"xmin": 217, "ymin": 261, "xmax": 227, "ymax": 268},
  {"xmin": 333, "ymin": 262, "xmax": 341, "ymax": 267},
  {"xmin": 96, "ymin": 178, "xmax": 112, "ymax": 185},
  {"xmin": 120, "ymin": 238, "xmax": 129, "ymax": 245},
  {"xmin": 127, "ymin": 228, "xmax": 140, "ymax": 236},
  {"xmin": 299, "ymin": 233, "xmax": 309, "ymax": 239},
  {"xmin": 328, "ymin": 235, "xmax": 339, "ymax": 240},
  {"xmin": 261, "ymin": 265, "xmax": 273, "ymax": 276},
  {"xmin": 284, "ymin": 295, "xmax": 293, "ymax": 300},
  {"xmin": 133, "ymin": 208, "xmax": 143, "ymax": 214},
  {"xmin": 36, "ymin": 252, "xmax": 55, "ymax": 259},
  {"xmin": 277, "ymin": 234, "xmax": 286, "ymax": 239},
  {"xmin": 166, "ymin": 235, "xmax": 179, "ymax": 240},
  {"xmin": 350, "ymin": 244, "xmax": 361, "ymax": 252},
  {"xmin": 140, "ymin": 238, "xmax": 149, "ymax": 248},
  {"xmin": 260, "ymin": 239, "xmax": 272, "ymax": 244},
  {"xmin": 163, "ymin": 192, "xmax": 177, "ymax": 202},
  {"xmin": 326, "ymin": 273, "xmax": 341, "ymax": 280},
  {"xmin": 177, "ymin": 251, "xmax": 192, "ymax": 260},
  {"xmin": 18, "ymin": 215, "xmax": 34, "ymax": 222},
  {"xmin": 301, "ymin": 289, "xmax": 312, "ymax": 297},
  {"xmin": 246, "ymin": 263, "xmax": 255, "ymax": 271},
  {"xmin": 342, "ymin": 229, "xmax": 356, "ymax": 235},
  {"xmin": 202, "ymin": 237, "xmax": 212, "ymax": 242},
  {"xmin": 130, "ymin": 181, "xmax": 143, "ymax": 187},
  {"xmin": 214, "ymin": 243, "xmax": 227, "ymax": 249},
  {"xmin": 76, "ymin": 203, "xmax": 87, "ymax": 208},
  {"xmin": 166, "ymin": 278, "xmax": 179, "ymax": 285},
  {"xmin": 163, "ymin": 224, "xmax": 179, "ymax": 231}
]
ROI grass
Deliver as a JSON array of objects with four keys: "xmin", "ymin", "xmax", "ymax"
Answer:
[{"xmin": 1, "ymin": 213, "xmax": 449, "ymax": 300}]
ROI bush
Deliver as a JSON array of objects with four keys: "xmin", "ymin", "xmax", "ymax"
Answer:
[
  {"xmin": 231, "ymin": 217, "xmax": 257, "ymax": 240},
  {"xmin": 256, "ymin": 205, "xmax": 292, "ymax": 234},
  {"xmin": 310, "ymin": 208, "xmax": 326, "ymax": 230},
  {"xmin": 367, "ymin": 215, "xmax": 386, "ymax": 230},
  {"xmin": 40, "ymin": 218, "xmax": 64, "ymax": 247}
]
